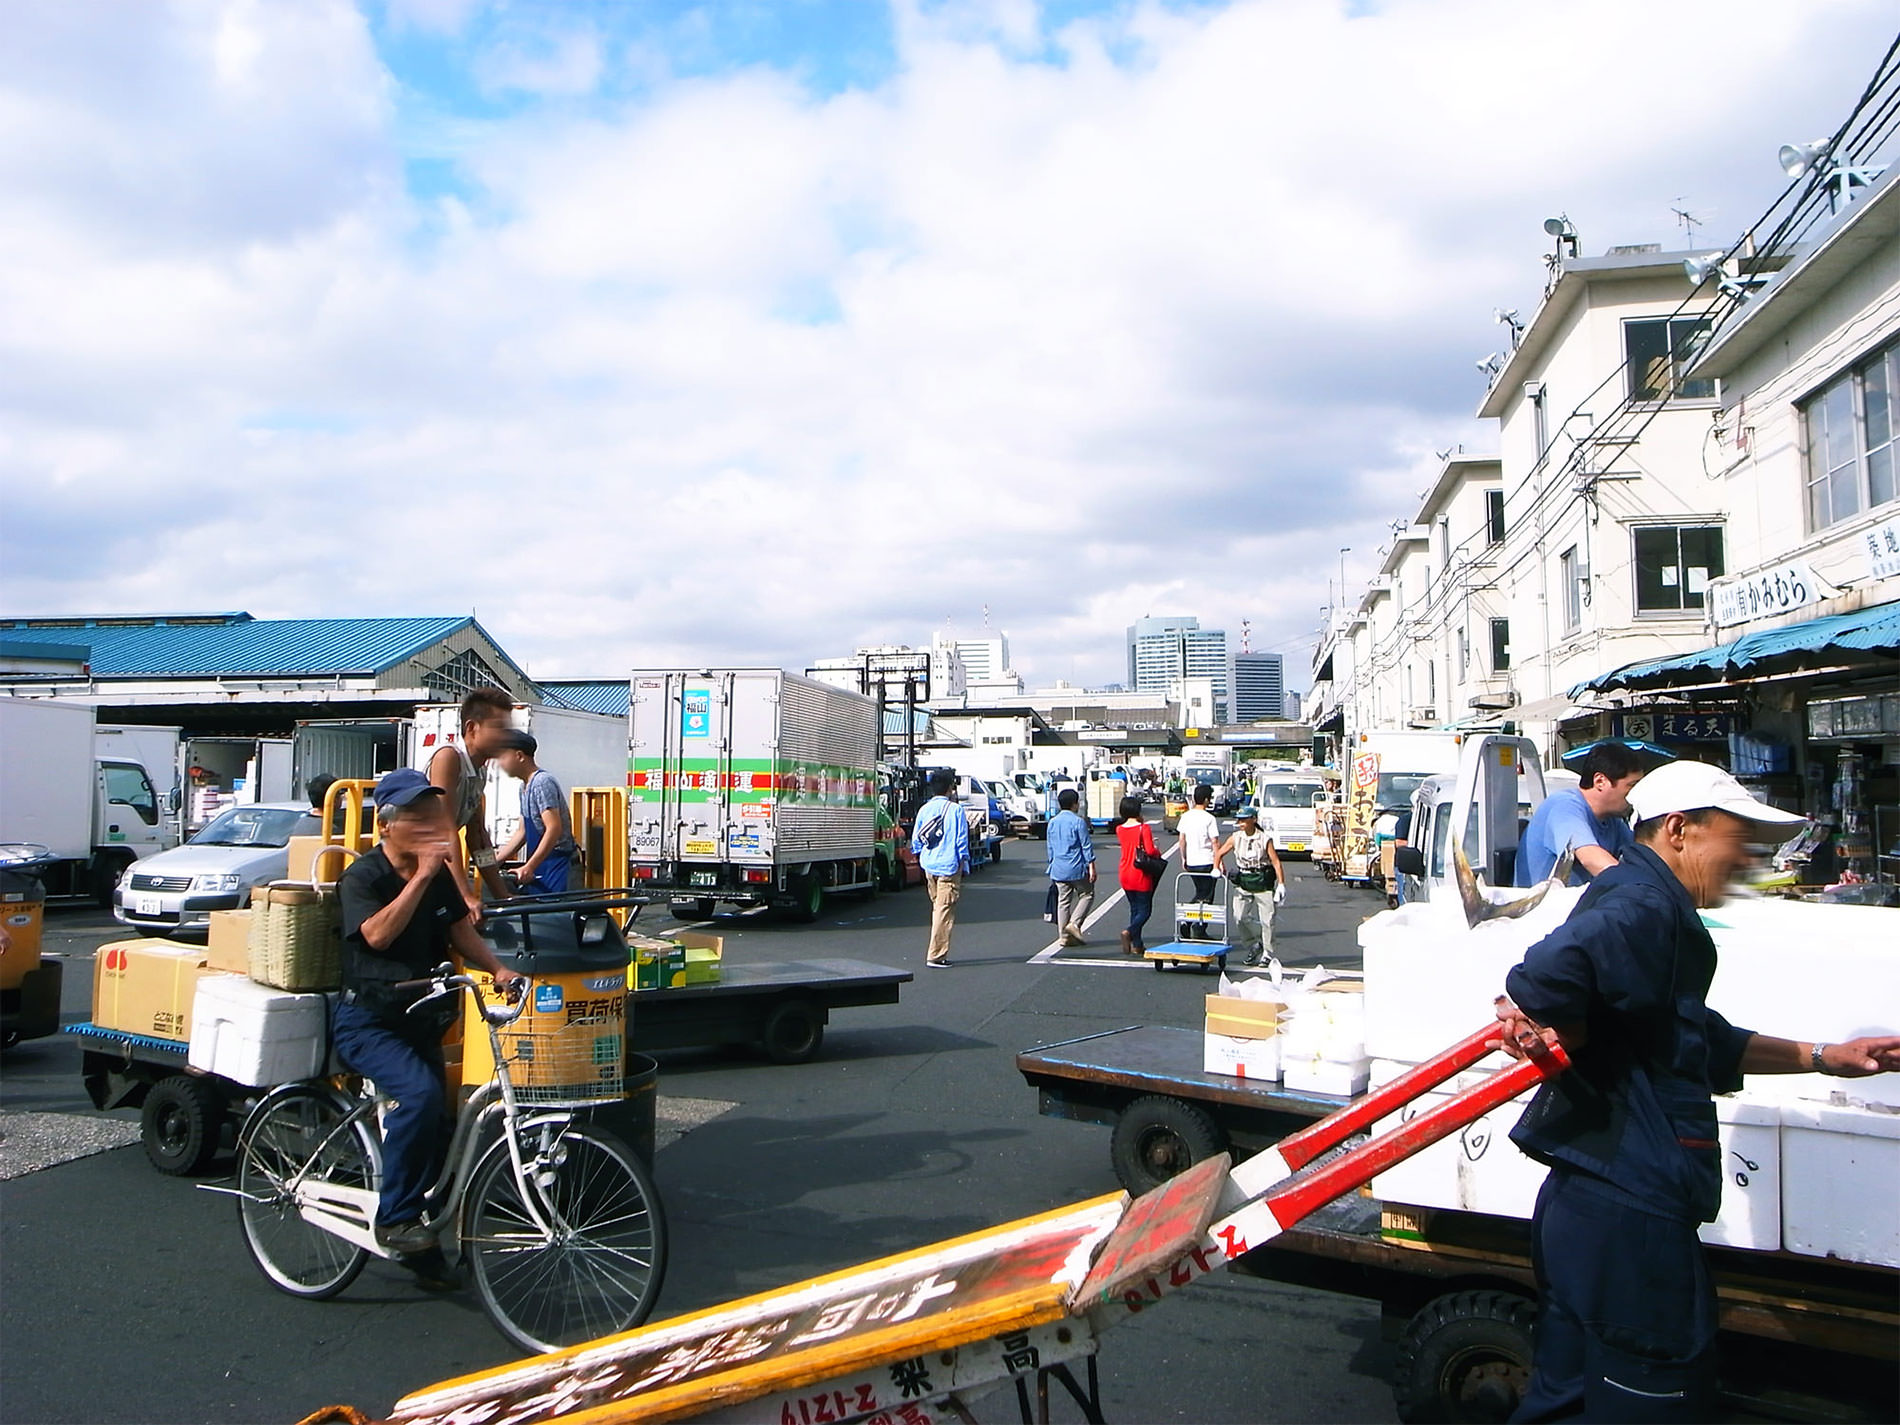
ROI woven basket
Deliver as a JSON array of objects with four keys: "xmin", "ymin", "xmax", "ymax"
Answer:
[{"xmin": 248, "ymin": 881, "xmax": 342, "ymax": 991}]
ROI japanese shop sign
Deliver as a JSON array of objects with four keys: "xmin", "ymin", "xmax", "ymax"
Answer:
[
  {"xmin": 1709, "ymin": 560, "xmax": 1823, "ymax": 628},
  {"xmin": 1866, "ymin": 515, "xmax": 1900, "ymax": 582}
]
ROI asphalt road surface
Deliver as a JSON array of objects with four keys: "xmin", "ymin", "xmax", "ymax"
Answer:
[{"xmin": 2, "ymin": 833, "xmax": 1403, "ymax": 1425}]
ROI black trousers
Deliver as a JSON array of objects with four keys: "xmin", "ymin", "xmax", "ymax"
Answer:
[{"xmin": 1513, "ymin": 1170, "xmax": 1718, "ymax": 1422}]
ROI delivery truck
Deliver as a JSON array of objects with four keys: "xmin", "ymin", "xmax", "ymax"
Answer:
[
  {"xmin": 411, "ymin": 701, "xmax": 628, "ymax": 849},
  {"xmin": 1182, "ymin": 743, "xmax": 1236, "ymax": 812},
  {"xmin": 627, "ymin": 670, "xmax": 880, "ymax": 921},
  {"xmin": 0, "ymin": 698, "xmax": 177, "ymax": 902},
  {"xmin": 1337, "ymin": 729, "xmax": 1462, "ymax": 890}
]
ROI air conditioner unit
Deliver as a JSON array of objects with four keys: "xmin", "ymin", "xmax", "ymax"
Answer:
[
  {"xmin": 1468, "ymin": 690, "xmax": 1520, "ymax": 712},
  {"xmin": 1407, "ymin": 705, "xmax": 1439, "ymax": 726}
]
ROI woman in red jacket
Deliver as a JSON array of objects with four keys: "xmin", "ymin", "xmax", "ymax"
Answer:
[{"xmin": 1115, "ymin": 795, "xmax": 1163, "ymax": 955}]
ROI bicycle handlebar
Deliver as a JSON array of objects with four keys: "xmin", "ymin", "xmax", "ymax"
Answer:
[{"xmin": 395, "ymin": 964, "xmax": 530, "ymax": 1027}]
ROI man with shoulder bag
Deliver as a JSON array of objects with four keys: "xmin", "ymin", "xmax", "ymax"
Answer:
[{"xmin": 1213, "ymin": 804, "xmax": 1285, "ymax": 967}]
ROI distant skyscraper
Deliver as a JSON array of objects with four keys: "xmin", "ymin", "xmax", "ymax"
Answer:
[
  {"xmin": 1231, "ymin": 652, "xmax": 1287, "ymax": 722},
  {"xmin": 1126, "ymin": 616, "xmax": 1229, "ymax": 721},
  {"xmin": 934, "ymin": 631, "xmax": 1008, "ymax": 684}
]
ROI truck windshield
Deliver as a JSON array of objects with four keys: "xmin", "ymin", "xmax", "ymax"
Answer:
[
  {"xmin": 1376, "ymin": 772, "xmax": 1431, "ymax": 812},
  {"xmin": 1255, "ymin": 782, "xmax": 1322, "ymax": 807},
  {"xmin": 190, "ymin": 807, "xmax": 317, "ymax": 848},
  {"xmin": 1190, "ymin": 769, "xmax": 1224, "ymax": 786}
]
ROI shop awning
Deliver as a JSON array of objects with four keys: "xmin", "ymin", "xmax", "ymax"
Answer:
[{"xmin": 1572, "ymin": 601, "xmax": 1900, "ymax": 696}]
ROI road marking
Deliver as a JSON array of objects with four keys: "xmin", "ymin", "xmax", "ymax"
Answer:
[{"xmin": 1028, "ymin": 835, "xmax": 1176, "ymax": 964}]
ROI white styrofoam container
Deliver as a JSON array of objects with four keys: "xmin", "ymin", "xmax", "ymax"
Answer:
[
  {"xmin": 189, "ymin": 975, "xmax": 328, "ymax": 1087},
  {"xmin": 1780, "ymin": 1100, "xmax": 1900, "ymax": 1267},
  {"xmin": 1204, "ymin": 1032, "xmax": 1280, "ymax": 1082},
  {"xmin": 1283, "ymin": 1056, "xmax": 1370, "ymax": 1097},
  {"xmin": 1369, "ymin": 1069, "xmax": 1783, "ymax": 1251}
]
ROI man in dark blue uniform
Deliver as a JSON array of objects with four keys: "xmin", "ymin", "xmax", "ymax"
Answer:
[{"xmin": 1495, "ymin": 760, "xmax": 1900, "ymax": 1421}]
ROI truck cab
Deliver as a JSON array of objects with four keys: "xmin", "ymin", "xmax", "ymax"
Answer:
[{"xmin": 1391, "ymin": 734, "xmax": 1551, "ymax": 905}]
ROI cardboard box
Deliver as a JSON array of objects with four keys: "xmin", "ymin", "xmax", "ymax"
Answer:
[
  {"xmin": 206, "ymin": 909, "xmax": 253, "ymax": 974},
  {"xmin": 677, "ymin": 930, "xmax": 723, "ymax": 986},
  {"xmin": 94, "ymin": 939, "xmax": 220, "ymax": 1041},
  {"xmin": 629, "ymin": 935, "xmax": 687, "ymax": 991},
  {"xmin": 1203, "ymin": 1031, "xmax": 1280, "ymax": 1081},
  {"xmin": 1204, "ymin": 993, "xmax": 1279, "ymax": 1040},
  {"xmin": 287, "ymin": 836, "xmax": 356, "ymax": 885}
]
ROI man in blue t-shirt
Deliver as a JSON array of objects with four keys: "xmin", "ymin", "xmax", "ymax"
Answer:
[
  {"xmin": 1517, "ymin": 741, "xmax": 1651, "ymax": 886},
  {"xmin": 494, "ymin": 731, "xmax": 575, "ymax": 894}
]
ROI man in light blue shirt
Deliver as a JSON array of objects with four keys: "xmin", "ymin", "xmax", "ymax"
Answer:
[
  {"xmin": 910, "ymin": 769, "xmax": 970, "ymax": 967},
  {"xmin": 1046, "ymin": 787, "xmax": 1097, "ymax": 946},
  {"xmin": 1517, "ymin": 742, "xmax": 1651, "ymax": 886}
]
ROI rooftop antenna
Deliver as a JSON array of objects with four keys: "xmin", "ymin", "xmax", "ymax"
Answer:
[
  {"xmin": 1241, "ymin": 618, "xmax": 1252, "ymax": 654},
  {"xmin": 1671, "ymin": 198, "xmax": 1706, "ymax": 246},
  {"xmin": 982, "ymin": 604, "xmax": 991, "ymax": 629}
]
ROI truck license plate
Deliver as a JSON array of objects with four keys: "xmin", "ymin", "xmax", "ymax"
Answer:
[
  {"xmin": 690, "ymin": 871, "xmax": 717, "ymax": 887},
  {"xmin": 1288, "ymin": 842, "xmax": 1306, "ymax": 851},
  {"xmin": 135, "ymin": 895, "xmax": 163, "ymax": 916}
]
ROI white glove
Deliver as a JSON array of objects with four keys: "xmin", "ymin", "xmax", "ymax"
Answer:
[{"xmin": 1273, "ymin": 883, "xmax": 1286, "ymax": 907}]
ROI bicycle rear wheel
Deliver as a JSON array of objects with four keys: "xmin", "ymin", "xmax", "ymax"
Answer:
[
  {"xmin": 464, "ymin": 1124, "xmax": 667, "ymax": 1354},
  {"xmin": 236, "ymin": 1086, "xmax": 378, "ymax": 1299}
]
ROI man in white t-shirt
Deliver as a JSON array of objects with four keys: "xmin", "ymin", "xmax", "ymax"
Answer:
[{"xmin": 1173, "ymin": 784, "xmax": 1220, "ymax": 939}]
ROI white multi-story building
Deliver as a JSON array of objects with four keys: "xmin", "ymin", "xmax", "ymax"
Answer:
[{"xmin": 1127, "ymin": 616, "xmax": 1230, "ymax": 721}]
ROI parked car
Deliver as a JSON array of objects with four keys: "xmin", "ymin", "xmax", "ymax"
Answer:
[{"xmin": 114, "ymin": 801, "xmax": 321, "ymax": 936}]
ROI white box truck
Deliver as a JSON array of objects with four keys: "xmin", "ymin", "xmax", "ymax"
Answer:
[
  {"xmin": 1182, "ymin": 744, "xmax": 1236, "ymax": 812},
  {"xmin": 627, "ymin": 669, "xmax": 880, "ymax": 921},
  {"xmin": 1, "ymin": 698, "xmax": 177, "ymax": 901},
  {"xmin": 411, "ymin": 701, "xmax": 628, "ymax": 849}
]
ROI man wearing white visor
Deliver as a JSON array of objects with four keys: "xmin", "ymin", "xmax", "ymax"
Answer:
[{"xmin": 1494, "ymin": 760, "xmax": 1900, "ymax": 1422}]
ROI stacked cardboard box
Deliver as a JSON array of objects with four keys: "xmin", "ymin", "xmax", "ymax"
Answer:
[
  {"xmin": 1203, "ymin": 989, "xmax": 1280, "ymax": 1080},
  {"xmin": 94, "ymin": 940, "xmax": 227, "ymax": 1041},
  {"xmin": 629, "ymin": 931, "xmax": 723, "ymax": 990}
]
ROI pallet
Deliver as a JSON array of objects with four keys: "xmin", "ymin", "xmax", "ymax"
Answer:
[{"xmin": 1142, "ymin": 941, "xmax": 1228, "ymax": 974}]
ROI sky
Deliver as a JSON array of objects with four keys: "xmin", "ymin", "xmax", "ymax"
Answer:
[{"xmin": 4, "ymin": 0, "xmax": 1895, "ymax": 694}]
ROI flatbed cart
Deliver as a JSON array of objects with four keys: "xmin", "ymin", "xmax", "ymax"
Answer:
[
  {"xmin": 350, "ymin": 1024, "xmax": 1568, "ymax": 1425},
  {"xmin": 632, "ymin": 958, "xmax": 912, "ymax": 1064},
  {"xmin": 67, "ymin": 1022, "xmax": 257, "ymax": 1175},
  {"xmin": 1019, "ymin": 1026, "xmax": 1900, "ymax": 1422},
  {"xmin": 1143, "ymin": 872, "xmax": 1231, "ymax": 973}
]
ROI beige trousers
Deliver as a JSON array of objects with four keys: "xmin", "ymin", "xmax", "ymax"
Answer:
[
  {"xmin": 1055, "ymin": 879, "xmax": 1095, "ymax": 939},
  {"xmin": 925, "ymin": 873, "xmax": 962, "ymax": 963}
]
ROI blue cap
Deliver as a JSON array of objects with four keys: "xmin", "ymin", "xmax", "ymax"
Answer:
[
  {"xmin": 372, "ymin": 767, "xmax": 444, "ymax": 812},
  {"xmin": 1236, "ymin": 804, "xmax": 1260, "ymax": 819}
]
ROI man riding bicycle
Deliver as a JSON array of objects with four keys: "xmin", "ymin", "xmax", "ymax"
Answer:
[{"xmin": 333, "ymin": 769, "xmax": 524, "ymax": 1274}]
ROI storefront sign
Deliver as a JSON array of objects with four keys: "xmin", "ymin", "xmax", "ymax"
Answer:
[
  {"xmin": 1616, "ymin": 712, "xmax": 1734, "ymax": 742},
  {"xmin": 1709, "ymin": 561, "xmax": 1823, "ymax": 627},
  {"xmin": 1865, "ymin": 515, "xmax": 1900, "ymax": 581}
]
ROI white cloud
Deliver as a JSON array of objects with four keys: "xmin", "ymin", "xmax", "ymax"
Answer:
[{"xmin": 2, "ymin": 0, "xmax": 1893, "ymax": 694}]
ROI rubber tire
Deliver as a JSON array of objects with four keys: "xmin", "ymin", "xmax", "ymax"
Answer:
[
  {"xmin": 1109, "ymin": 1095, "xmax": 1227, "ymax": 1196},
  {"xmin": 235, "ymin": 1086, "xmax": 376, "ymax": 1300},
  {"xmin": 464, "ymin": 1125, "xmax": 668, "ymax": 1355},
  {"xmin": 787, "ymin": 876, "xmax": 824, "ymax": 923},
  {"xmin": 876, "ymin": 854, "xmax": 900, "ymax": 892},
  {"xmin": 91, "ymin": 852, "xmax": 130, "ymax": 909},
  {"xmin": 1392, "ymin": 1290, "xmax": 1537, "ymax": 1424},
  {"xmin": 760, "ymin": 997, "xmax": 825, "ymax": 1064},
  {"xmin": 141, "ymin": 1075, "xmax": 222, "ymax": 1175},
  {"xmin": 990, "ymin": 838, "xmax": 1003, "ymax": 863}
]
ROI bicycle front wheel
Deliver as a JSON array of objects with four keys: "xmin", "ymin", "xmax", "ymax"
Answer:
[
  {"xmin": 465, "ymin": 1125, "xmax": 668, "ymax": 1354},
  {"xmin": 236, "ymin": 1086, "xmax": 378, "ymax": 1300}
]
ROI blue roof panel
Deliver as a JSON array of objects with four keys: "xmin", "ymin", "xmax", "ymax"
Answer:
[
  {"xmin": 540, "ymin": 681, "xmax": 631, "ymax": 717},
  {"xmin": 0, "ymin": 614, "xmax": 475, "ymax": 677},
  {"xmin": 1575, "ymin": 600, "xmax": 1900, "ymax": 695}
]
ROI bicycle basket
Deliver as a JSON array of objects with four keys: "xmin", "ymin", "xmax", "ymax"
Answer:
[{"xmin": 494, "ymin": 1020, "xmax": 629, "ymax": 1106}]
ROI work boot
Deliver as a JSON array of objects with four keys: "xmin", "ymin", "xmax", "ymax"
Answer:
[
  {"xmin": 1119, "ymin": 929, "xmax": 1134, "ymax": 955},
  {"xmin": 375, "ymin": 1220, "xmax": 438, "ymax": 1255}
]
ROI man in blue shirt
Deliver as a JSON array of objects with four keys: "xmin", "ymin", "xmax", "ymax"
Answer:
[
  {"xmin": 1516, "ymin": 742, "xmax": 1649, "ymax": 886},
  {"xmin": 1046, "ymin": 788, "xmax": 1097, "ymax": 947},
  {"xmin": 1496, "ymin": 761, "xmax": 1900, "ymax": 1420},
  {"xmin": 909, "ymin": 769, "xmax": 970, "ymax": 968}
]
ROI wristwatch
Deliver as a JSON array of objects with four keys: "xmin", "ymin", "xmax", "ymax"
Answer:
[{"xmin": 1810, "ymin": 1041, "xmax": 1831, "ymax": 1075}]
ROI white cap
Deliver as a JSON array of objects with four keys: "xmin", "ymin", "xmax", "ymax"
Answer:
[{"xmin": 1626, "ymin": 759, "xmax": 1805, "ymax": 826}]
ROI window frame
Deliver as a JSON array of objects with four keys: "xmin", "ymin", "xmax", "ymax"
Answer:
[
  {"xmin": 1631, "ymin": 523, "xmax": 1725, "ymax": 616},
  {"xmin": 1485, "ymin": 489, "xmax": 1506, "ymax": 545},
  {"xmin": 1489, "ymin": 617, "xmax": 1511, "ymax": 673},
  {"xmin": 1623, "ymin": 315, "xmax": 1717, "ymax": 404},
  {"xmin": 1559, "ymin": 546, "xmax": 1582, "ymax": 634},
  {"xmin": 1801, "ymin": 339, "xmax": 1900, "ymax": 533}
]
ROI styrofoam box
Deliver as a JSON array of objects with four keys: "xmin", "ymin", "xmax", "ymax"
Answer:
[
  {"xmin": 1368, "ymin": 1057, "xmax": 1783, "ymax": 1251},
  {"xmin": 1204, "ymin": 1032, "xmax": 1280, "ymax": 1082},
  {"xmin": 189, "ymin": 974, "xmax": 329, "ymax": 1087},
  {"xmin": 1780, "ymin": 1100, "xmax": 1900, "ymax": 1268},
  {"xmin": 1282, "ymin": 1056, "xmax": 1369, "ymax": 1098}
]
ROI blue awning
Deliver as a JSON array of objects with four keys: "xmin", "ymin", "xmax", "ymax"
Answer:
[{"xmin": 1573, "ymin": 601, "xmax": 1900, "ymax": 695}]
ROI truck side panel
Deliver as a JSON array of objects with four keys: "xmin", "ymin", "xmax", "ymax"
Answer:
[
  {"xmin": 772, "ymin": 673, "xmax": 877, "ymax": 860},
  {"xmin": 0, "ymin": 699, "xmax": 97, "ymax": 859}
]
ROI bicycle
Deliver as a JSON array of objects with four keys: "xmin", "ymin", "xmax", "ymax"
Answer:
[{"xmin": 214, "ymin": 964, "xmax": 667, "ymax": 1354}]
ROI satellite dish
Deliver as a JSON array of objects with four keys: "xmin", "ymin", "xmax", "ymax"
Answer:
[{"xmin": 1779, "ymin": 139, "xmax": 1830, "ymax": 180}]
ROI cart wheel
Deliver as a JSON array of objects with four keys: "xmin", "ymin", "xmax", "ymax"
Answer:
[
  {"xmin": 141, "ymin": 1075, "xmax": 222, "ymax": 1176},
  {"xmin": 1392, "ymin": 1290, "xmax": 1536, "ymax": 1424},
  {"xmin": 1387, "ymin": 893, "xmax": 1400, "ymax": 909},
  {"xmin": 1110, "ymin": 1095, "xmax": 1226, "ymax": 1196},
  {"xmin": 761, "ymin": 997, "xmax": 825, "ymax": 1064},
  {"xmin": 1212, "ymin": 955, "xmax": 1227, "ymax": 974}
]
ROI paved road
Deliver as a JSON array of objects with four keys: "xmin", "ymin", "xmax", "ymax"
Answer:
[{"xmin": 2, "ymin": 833, "xmax": 1404, "ymax": 1424}]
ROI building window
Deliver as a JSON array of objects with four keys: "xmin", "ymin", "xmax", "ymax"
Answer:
[
  {"xmin": 1559, "ymin": 546, "xmax": 1582, "ymax": 633},
  {"xmin": 1625, "ymin": 317, "xmax": 1715, "ymax": 402},
  {"xmin": 1634, "ymin": 525, "xmax": 1724, "ymax": 613},
  {"xmin": 1486, "ymin": 489, "xmax": 1506, "ymax": 544},
  {"xmin": 1457, "ymin": 627, "xmax": 1469, "ymax": 682},
  {"xmin": 1802, "ymin": 341, "xmax": 1899, "ymax": 531},
  {"xmin": 1526, "ymin": 382, "xmax": 1548, "ymax": 457},
  {"xmin": 1489, "ymin": 618, "xmax": 1511, "ymax": 672}
]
